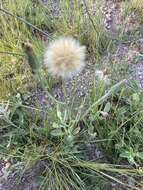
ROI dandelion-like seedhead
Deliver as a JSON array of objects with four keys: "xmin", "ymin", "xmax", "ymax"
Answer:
[{"xmin": 44, "ymin": 37, "xmax": 86, "ymax": 79}]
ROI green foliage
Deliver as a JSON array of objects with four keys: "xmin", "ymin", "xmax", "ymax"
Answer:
[
  {"xmin": 54, "ymin": 0, "xmax": 113, "ymax": 61},
  {"xmin": 1, "ymin": 0, "xmax": 143, "ymax": 189},
  {"xmin": 1, "ymin": 84, "xmax": 143, "ymax": 189},
  {"xmin": 88, "ymin": 83, "xmax": 143, "ymax": 165},
  {"xmin": 0, "ymin": 0, "xmax": 50, "ymax": 98},
  {"xmin": 124, "ymin": 0, "xmax": 143, "ymax": 24},
  {"xmin": 1, "ymin": 0, "xmax": 54, "ymax": 30}
]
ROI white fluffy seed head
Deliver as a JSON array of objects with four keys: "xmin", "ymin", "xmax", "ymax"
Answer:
[{"xmin": 44, "ymin": 37, "xmax": 86, "ymax": 79}]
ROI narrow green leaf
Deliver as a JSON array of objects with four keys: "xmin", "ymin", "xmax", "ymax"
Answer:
[
  {"xmin": 50, "ymin": 129, "xmax": 64, "ymax": 137},
  {"xmin": 103, "ymin": 102, "xmax": 111, "ymax": 113}
]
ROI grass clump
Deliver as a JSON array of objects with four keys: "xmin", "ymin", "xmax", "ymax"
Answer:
[
  {"xmin": 54, "ymin": 0, "xmax": 113, "ymax": 61},
  {"xmin": 0, "ymin": 0, "xmax": 53, "ymax": 99},
  {"xmin": 1, "ymin": 81, "xmax": 143, "ymax": 189},
  {"xmin": 88, "ymin": 82, "xmax": 143, "ymax": 166},
  {"xmin": 125, "ymin": 0, "xmax": 143, "ymax": 24}
]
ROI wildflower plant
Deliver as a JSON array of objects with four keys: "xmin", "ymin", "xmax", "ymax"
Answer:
[{"xmin": 1, "ymin": 0, "xmax": 143, "ymax": 189}]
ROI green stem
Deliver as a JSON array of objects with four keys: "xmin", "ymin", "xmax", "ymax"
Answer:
[{"xmin": 37, "ymin": 71, "xmax": 65, "ymax": 105}]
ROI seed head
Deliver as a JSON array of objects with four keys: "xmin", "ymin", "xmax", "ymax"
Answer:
[{"xmin": 44, "ymin": 37, "xmax": 86, "ymax": 79}]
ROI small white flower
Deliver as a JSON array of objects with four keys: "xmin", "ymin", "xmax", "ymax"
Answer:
[
  {"xmin": 100, "ymin": 111, "xmax": 109, "ymax": 118},
  {"xmin": 95, "ymin": 70, "xmax": 111, "ymax": 85}
]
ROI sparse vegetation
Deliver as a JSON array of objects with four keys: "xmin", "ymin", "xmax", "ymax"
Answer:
[
  {"xmin": 124, "ymin": 0, "xmax": 143, "ymax": 24},
  {"xmin": 0, "ymin": 0, "xmax": 143, "ymax": 189}
]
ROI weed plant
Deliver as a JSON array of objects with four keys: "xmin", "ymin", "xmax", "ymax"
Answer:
[{"xmin": 0, "ymin": 0, "xmax": 143, "ymax": 189}]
